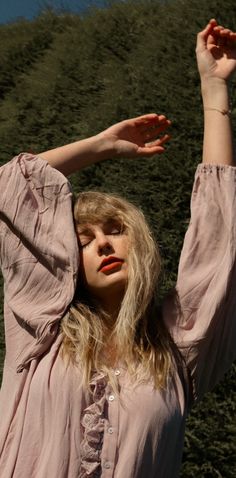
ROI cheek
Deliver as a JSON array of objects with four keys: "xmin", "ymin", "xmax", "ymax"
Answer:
[
  {"xmin": 118, "ymin": 235, "xmax": 129, "ymax": 254},
  {"xmin": 123, "ymin": 237, "xmax": 131, "ymax": 259}
]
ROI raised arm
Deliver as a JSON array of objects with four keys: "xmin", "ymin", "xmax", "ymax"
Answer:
[
  {"xmin": 39, "ymin": 114, "xmax": 171, "ymax": 176},
  {"xmin": 196, "ymin": 19, "xmax": 236, "ymax": 165},
  {"xmin": 164, "ymin": 21, "xmax": 236, "ymax": 402}
]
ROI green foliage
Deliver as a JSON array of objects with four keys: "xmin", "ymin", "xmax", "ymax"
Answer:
[{"xmin": 0, "ymin": 0, "xmax": 235, "ymax": 475}]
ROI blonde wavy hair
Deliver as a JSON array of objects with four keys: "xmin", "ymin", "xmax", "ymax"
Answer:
[{"xmin": 60, "ymin": 191, "xmax": 174, "ymax": 390}]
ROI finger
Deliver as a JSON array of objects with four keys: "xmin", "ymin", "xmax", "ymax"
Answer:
[
  {"xmin": 213, "ymin": 26, "xmax": 228, "ymax": 43},
  {"xmin": 209, "ymin": 18, "xmax": 218, "ymax": 26},
  {"xmin": 218, "ymin": 28, "xmax": 231, "ymax": 36},
  {"xmin": 213, "ymin": 25, "xmax": 233, "ymax": 35},
  {"xmin": 150, "ymin": 133, "xmax": 171, "ymax": 145},
  {"xmin": 213, "ymin": 25, "xmax": 224, "ymax": 32},
  {"xmin": 196, "ymin": 19, "xmax": 218, "ymax": 52},
  {"xmin": 208, "ymin": 23, "xmax": 236, "ymax": 51},
  {"xmin": 213, "ymin": 25, "xmax": 236, "ymax": 39},
  {"xmin": 137, "ymin": 145, "xmax": 165, "ymax": 156},
  {"xmin": 219, "ymin": 29, "xmax": 236, "ymax": 45},
  {"xmin": 136, "ymin": 134, "xmax": 171, "ymax": 157},
  {"xmin": 134, "ymin": 113, "xmax": 159, "ymax": 125},
  {"xmin": 145, "ymin": 134, "xmax": 171, "ymax": 148},
  {"xmin": 134, "ymin": 114, "xmax": 168, "ymax": 129},
  {"xmin": 139, "ymin": 117, "xmax": 170, "ymax": 134},
  {"xmin": 212, "ymin": 27, "xmax": 234, "ymax": 47},
  {"xmin": 142, "ymin": 122, "xmax": 171, "ymax": 141}
]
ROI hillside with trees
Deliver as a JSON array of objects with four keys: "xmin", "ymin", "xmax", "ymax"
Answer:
[{"xmin": 0, "ymin": 0, "xmax": 235, "ymax": 476}]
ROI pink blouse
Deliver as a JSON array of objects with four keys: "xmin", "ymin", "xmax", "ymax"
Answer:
[{"xmin": 0, "ymin": 154, "xmax": 235, "ymax": 478}]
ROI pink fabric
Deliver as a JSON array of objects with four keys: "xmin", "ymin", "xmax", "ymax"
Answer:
[
  {"xmin": 0, "ymin": 154, "xmax": 235, "ymax": 477},
  {"xmin": 80, "ymin": 372, "xmax": 107, "ymax": 477}
]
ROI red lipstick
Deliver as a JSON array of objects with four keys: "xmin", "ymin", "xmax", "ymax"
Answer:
[{"xmin": 98, "ymin": 256, "xmax": 124, "ymax": 273}]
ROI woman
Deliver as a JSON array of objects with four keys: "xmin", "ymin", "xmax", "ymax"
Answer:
[{"xmin": 0, "ymin": 19, "xmax": 236, "ymax": 478}]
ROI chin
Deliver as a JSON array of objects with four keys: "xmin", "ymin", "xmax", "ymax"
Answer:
[
  {"xmin": 90, "ymin": 273, "xmax": 128, "ymax": 300},
  {"xmin": 103, "ymin": 273, "xmax": 127, "ymax": 290}
]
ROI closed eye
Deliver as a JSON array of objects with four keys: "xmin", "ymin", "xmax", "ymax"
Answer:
[
  {"xmin": 77, "ymin": 222, "xmax": 125, "ymax": 248},
  {"xmin": 78, "ymin": 236, "xmax": 93, "ymax": 249},
  {"xmin": 105, "ymin": 221, "xmax": 124, "ymax": 235},
  {"xmin": 80, "ymin": 241, "xmax": 91, "ymax": 249},
  {"xmin": 109, "ymin": 228, "xmax": 122, "ymax": 235}
]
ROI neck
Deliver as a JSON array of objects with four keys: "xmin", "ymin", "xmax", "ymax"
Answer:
[
  {"xmin": 98, "ymin": 289, "xmax": 124, "ymax": 322},
  {"xmin": 88, "ymin": 281, "xmax": 126, "ymax": 322}
]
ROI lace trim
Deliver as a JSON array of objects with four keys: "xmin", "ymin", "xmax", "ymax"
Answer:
[{"xmin": 79, "ymin": 373, "xmax": 107, "ymax": 477}]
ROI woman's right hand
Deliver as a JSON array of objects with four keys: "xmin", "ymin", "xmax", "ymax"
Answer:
[{"xmin": 40, "ymin": 113, "xmax": 171, "ymax": 176}]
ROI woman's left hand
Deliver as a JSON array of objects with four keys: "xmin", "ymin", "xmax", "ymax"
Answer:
[
  {"xmin": 196, "ymin": 19, "xmax": 236, "ymax": 82},
  {"xmin": 100, "ymin": 113, "xmax": 171, "ymax": 158}
]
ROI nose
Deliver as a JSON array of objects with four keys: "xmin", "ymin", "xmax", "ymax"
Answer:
[{"xmin": 96, "ymin": 232, "xmax": 114, "ymax": 255}]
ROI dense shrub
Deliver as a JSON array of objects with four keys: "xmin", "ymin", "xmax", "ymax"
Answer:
[{"xmin": 0, "ymin": 1, "xmax": 235, "ymax": 475}]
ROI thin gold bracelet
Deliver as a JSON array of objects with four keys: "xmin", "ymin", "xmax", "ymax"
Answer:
[
  {"xmin": 204, "ymin": 107, "xmax": 232, "ymax": 116},
  {"xmin": 204, "ymin": 82, "xmax": 234, "ymax": 116}
]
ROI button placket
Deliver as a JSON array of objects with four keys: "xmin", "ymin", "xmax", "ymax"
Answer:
[{"xmin": 101, "ymin": 388, "xmax": 119, "ymax": 476}]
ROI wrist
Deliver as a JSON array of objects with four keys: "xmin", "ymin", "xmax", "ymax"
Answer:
[
  {"xmin": 201, "ymin": 77, "xmax": 230, "ymax": 100},
  {"xmin": 201, "ymin": 78, "xmax": 231, "ymax": 111},
  {"xmin": 92, "ymin": 132, "xmax": 117, "ymax": 161}
]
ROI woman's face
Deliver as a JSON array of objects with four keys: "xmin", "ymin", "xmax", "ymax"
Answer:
[{"xmin": 77, "ymin": 219, "xmax": 129, "ymax": 302}]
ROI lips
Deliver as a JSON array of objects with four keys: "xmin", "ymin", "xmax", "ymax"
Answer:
[{"xmin": 98, "ymin": 256, "xmax": 124, "ymax": 272}]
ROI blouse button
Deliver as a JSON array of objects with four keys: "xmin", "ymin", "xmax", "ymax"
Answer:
[
  {"xmin": 109, "ymin": 394, "xmax": 115, "ymax": 402},
  {"xmin": 104, "ymin": 462, "xmax": 111, "ymax": 469},
  {"xmin": 108, "ymin": 427, "xmax": 113, "ymax": 434},
  {"xmin": 114, "ymin": 369, "xmax": 120, "ymax": 376}
]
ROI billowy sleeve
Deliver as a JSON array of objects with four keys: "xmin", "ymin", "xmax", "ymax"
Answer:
[
  {"xmin": 163, "ymin": 164, "xmax": 236, "ymax": 402},
  {"xmin": 0, "ymin": 153, "xmax": 79, "ymax": 372}
]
